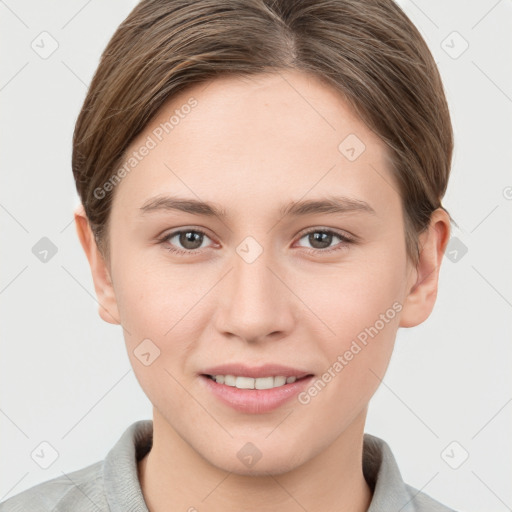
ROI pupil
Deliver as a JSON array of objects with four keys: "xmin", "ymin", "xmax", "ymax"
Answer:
[
  {"xmin": 180, "ymin": 231, "xmax": 202, "ymax": 249},
  {"xmin": 310, "ymin": 232, "xmax": 331, "ymax": 249}
]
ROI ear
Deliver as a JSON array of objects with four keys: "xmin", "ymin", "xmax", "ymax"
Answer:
[
  {"xmin": 399, "ymin": 208, "xmax": 451, "ymax": 328},
  {"xmin": 74, "ymin": 204, "xmax": 121, "ymax": 325}
]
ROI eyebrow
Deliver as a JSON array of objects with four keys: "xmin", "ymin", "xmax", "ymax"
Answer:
[{"xmin": 139, "ymin": 194, "xmax": 376, "ymax": 218}]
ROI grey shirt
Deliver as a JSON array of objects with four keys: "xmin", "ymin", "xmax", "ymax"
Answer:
[{"xmin": 0, "ymin": 420, "xmax": 456, "ymax": 511}]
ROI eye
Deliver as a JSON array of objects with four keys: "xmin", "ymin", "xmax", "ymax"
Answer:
[
  {"xmin": 295, "ymin": 228, "xmax": 355, "ymax": 254},
  {"xmin": 159, "ymin": 228, "xmax": 213, "ymax": 255},
  {"xmin": 158, "ymin": 227, "xmax": 355, "ymax": 256}
]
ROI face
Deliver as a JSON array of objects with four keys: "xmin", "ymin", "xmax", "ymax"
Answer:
[{"xmin": 98, "ymin": 70, "xmax": 419, "ymax": 474}]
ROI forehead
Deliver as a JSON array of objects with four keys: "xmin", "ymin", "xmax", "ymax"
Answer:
[{"xmin": 111, "ymin": 70, "xmax": 399, "ymax": 219}]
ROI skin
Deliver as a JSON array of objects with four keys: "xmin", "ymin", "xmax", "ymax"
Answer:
[{"xmin": 75, "ymin": 69, "xmax": 450, "ymax": 512}]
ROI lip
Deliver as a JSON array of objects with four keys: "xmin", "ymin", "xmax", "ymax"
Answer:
[{"xmin": 199, "ymin": 364, "xmax": 314, "ymax": 414}]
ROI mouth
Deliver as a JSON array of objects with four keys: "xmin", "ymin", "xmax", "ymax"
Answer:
[{"xmin": 198, "ymin": 365, "xmax": 314, "ymax": 414}]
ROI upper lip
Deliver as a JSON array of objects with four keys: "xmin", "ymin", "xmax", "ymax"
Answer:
[{"xmin": 201, "ymin": 364, "xmax": 312, "ymax": 379}]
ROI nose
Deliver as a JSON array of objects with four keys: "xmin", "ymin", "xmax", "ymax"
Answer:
[{"xmin": 213, "ymin": 249, "xmax": 296, "ymax": 344}]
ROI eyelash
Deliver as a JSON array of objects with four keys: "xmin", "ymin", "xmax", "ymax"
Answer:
[{"xmin": 158, "ymin": 227, "xmax": 355, "ymax": 256}]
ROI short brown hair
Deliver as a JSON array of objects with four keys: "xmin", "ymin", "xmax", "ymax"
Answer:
[{"xmin": 72, "ymin": 0, "xmax": 454, "ymax": 264}]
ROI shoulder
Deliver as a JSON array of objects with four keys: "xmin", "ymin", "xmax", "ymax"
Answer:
[
  {"xmin": 0, "ymin": 419, "xmax": 152, "ymax": 512},
  {"xmin": 403, "ymin": 483, "xmax": 458, "ymax": 512},
  {"xmin": 363, "ymin": 433, "xmax": 458, "ymax": 512},
  {"xmin": 0, "ymin": 460, "xmax": 108, "ymax": 512}
]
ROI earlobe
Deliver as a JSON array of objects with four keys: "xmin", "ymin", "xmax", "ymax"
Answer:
[
  {"xmin": 74, "ymin": 204, "xmax": 121, "ymax": 325},
  {"xmin": 399, "ymin": 208, "xmax": 451, "ymax": 328}
]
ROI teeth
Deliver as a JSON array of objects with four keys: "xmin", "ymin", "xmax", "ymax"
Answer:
[
  {"xmin": 211, "ymin": 374, "xmax": 299, "ymax": 390},
  {"xmin": 224, "ymin": 375, "xmax": 236, "ymax": 386},
  {"xmin": 255, "ymin": 376, "xmax": 274, "ymax": 390},
  {"xmin": 274, "ymin": 376, "xmax": 286, "ymax": 387}
]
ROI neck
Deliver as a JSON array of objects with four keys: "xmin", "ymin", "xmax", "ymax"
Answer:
[{"xmin": 138, "ymin": 409, "xmax": 372, "ymax": 512}]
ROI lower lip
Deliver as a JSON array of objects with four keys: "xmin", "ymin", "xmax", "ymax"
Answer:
[{"xmin": 200, "ymin": 375, "xmax": 314, "ymax": 414}]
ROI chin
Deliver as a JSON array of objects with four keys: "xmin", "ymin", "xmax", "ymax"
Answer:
[{"xmin": 204, "ymin": 441, "xmax": 308, "ymax": 477}]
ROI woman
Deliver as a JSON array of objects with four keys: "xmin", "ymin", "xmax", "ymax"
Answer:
[{"xmin": 0, "ymin": 0, "xmax": 456, "ymax": 510}]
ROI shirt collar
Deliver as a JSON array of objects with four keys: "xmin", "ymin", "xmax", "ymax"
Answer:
[
  {"xmin": 363, "ymin": 432, "xmax": 418, "ymax": 511},
  {"xmin": 103, "ymin": 419, "xmax": 152, "ymax": 512}
]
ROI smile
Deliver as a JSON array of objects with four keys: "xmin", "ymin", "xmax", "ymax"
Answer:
[
  {"xmin": 200, "ymin": 368, "xmax": 314, "ymax": 413},
  {"xmin": 206, "ymin": 374, "xmax": 299, "ymax": 389}
]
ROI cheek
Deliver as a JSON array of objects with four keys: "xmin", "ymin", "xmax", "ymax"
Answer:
[
  {"xmin": 112, "ymin": 249, "xmax": 200, "ymax": 333},
  {"xmin": 113, "ymin": 261, "xmax": 203, "ymax": 412},
  {"xmin": 303, "ymin": 248, "xmax": 406, "ymax": 344},
  {"xmin": 300, "ymin": 246, "xmax": 405, "ymax": 398},
  {"xmin": 297, "ymin": 279, "xmax": 401, "ymax": 431},
  {"xmin": 112, "ymin": 256, "xmax": 215, "ymax": 397}
]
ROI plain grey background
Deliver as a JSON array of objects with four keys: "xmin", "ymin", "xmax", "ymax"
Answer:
[{"xmin": 1, "ymin": 1, "xmax": 511, "ymax": 511}]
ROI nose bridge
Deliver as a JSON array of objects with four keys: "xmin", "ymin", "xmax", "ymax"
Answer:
[{"xmin": 215, "ymin": 244, "xmax": 294, "ymax": 341}]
